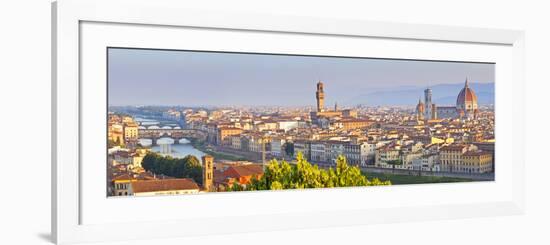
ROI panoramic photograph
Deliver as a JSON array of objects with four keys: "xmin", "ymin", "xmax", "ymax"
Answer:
[{"xmin": 107, "ymin": 47, "xmax": 495, "ymax": 197}]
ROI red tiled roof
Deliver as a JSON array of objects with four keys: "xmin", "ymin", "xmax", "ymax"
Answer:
[
  {"xmin": 112, "ymin": 173, "xmax": 133, "ymax": 181},
  {"xmin": 130, "ymin": 178, "xmax": 199, "ymax": 193},
  {"xmin": 223, "ymin": 164, "xmax": 264, "ymax": 179},
  {"xmin": 456, "ymin": 79, "xmax": 478, "ymax": 105},
  {"xmin": 213, "ymin": 170, "xmax": 229, "ymax": 184}
]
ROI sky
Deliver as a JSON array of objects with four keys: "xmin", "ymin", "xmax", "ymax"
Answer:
[{"xmin": 108, "ymin": 48, "xmax": 495, "ymax": 107}]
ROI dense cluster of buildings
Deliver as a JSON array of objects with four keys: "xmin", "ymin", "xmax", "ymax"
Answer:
[
  {"xmin": 108, "ymin": 114, "xmax": 139, "ymax": 146},
  {"xmin": 107, "ymin": 115, "xmax": 265, "ymax": 196},
  {"xmin": 179, "ymin": 79, "xmax": 495, "ymax": 174},
  {"xmin": 108, "ymin": 153, "xmax": 264, "ymax": 196},
  {"xmin": 107, "ymin": 78, "xmax": 495, "ymax": 196}
]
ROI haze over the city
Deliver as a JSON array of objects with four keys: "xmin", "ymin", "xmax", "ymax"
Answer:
[
  {"xmin": 108, "ymin": 48, "xmax": 495, "ymax": 107},
  {"xmin": 107, "ymin": 48, "xmax": 496, "ymax": 197}
]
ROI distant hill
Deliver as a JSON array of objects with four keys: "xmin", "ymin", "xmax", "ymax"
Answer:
[{"xmin": 346, "ymin": 82, "xmax": 494, "ymax": 106}]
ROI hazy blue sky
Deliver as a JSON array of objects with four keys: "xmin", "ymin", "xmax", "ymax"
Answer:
[{"xmin": 108, "ymin": 48, "xmax": 494, "ymax": 107}]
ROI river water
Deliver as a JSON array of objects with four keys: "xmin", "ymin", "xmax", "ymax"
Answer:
[
  {"xmin": 135, "ymin": 117, "xmax": 206, "ymax": 159},
  {"xmin": 150, "ymin": 138, "xmax": 206, "ymax": 159}
]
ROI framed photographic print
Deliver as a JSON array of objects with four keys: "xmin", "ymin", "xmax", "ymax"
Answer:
[{"xmin": 52, "ymin": 0, "xmax": 525, "ymax": 244}]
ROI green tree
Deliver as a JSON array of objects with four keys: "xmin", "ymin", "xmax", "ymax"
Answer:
[
  {"xmin": 224, "ymin": 152, "xmax": 391, "ymax": 192},
  {"xmin": 280, "ymin": 160, "xmax": 294, "ymax": 188},
  {"xmin": 228, "ymin": 181, "xmax": 243, "ymax": 191},
  {"xmin": 284, "ymin": 142, "xmax": 294, "ymax": 157},
  {"xmin": 141, "ymin": 153, "xmax": 203, "ymax": 184},
  {"xmin": 386, "ymin": 159, "xmax": 402, "ymax": 173},
  {"xmin": 270, "ymin": 181, "xmax": 283, "ymax": 190},
  {"xmin": 183, "ymin": 155, "xmax": 200, "ymax": 167},
  {"xmin": 141, "ymin": 153, "xmax": 158, "ymax": 172},
  {"xmin": 332, "ymin": 155, "xmax": 368, "ymax": 187},
  {"xmin": 366, "ymin": 177, "xmax": 391, "ymax": 186},
  {"xmin": 253, "ymin": 174, "xmax": 271, "ymax": 191}
]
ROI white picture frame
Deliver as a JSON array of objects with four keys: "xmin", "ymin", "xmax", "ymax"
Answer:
[{"xmin": 52, "ymin": 0, "xmax": 525, "ymax": 244}]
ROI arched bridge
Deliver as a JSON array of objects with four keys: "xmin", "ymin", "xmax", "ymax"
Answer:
[{"xmin": 138, "ymin": 128, "xmax": 207, "ymax": 145}]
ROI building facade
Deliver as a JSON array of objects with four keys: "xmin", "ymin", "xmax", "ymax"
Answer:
[
  {"xmin": 461, "ymin": 150, "xmax": 493, "ymax": 173},
  {"xmin": 217, "ymin": 127, "xmax": 243, "ymax": 146},
  {"xmin": 310, "ymin": 141, "xmax": 327, "ymax": 163}
]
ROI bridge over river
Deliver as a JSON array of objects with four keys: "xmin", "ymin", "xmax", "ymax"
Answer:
[{"xmin": 138, "ymin": 128, "xmax": 207, "ymax": 146}]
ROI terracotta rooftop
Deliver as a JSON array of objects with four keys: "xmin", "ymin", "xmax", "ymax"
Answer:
[
  {"xmin": 223, "ymin": 164, "xmax": 264, "ymax": 179},
  {"xmin": 457, "ymin": 79, "xmax": 478, "ymax": 105},
  {"xmin": 214, "ymin": 170, "xmax": 231, "ymax": 185},
  {"xmin": 112, "ymin": 173, "xmax": 134, "ymax": 181},
  {"xmin": 130, "ymin": 178, "xmax": 199, "ymax": 193}
]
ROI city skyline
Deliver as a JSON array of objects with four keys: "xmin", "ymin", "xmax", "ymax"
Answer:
[
  {"xmin": 107, "ymin": 47, "xmax": 495, "ymax": 197},
  {"xmin": 108, "ymin": 48, "xmax": 495, "ymax": 107}
]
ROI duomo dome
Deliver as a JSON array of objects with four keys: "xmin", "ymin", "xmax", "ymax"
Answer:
[{"xmin": 456, "ymin": 78, "xmax": 478, "ymax": 113}]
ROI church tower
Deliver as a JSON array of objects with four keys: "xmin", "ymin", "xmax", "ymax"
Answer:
[
  {"xmin": 202, "ymin": 155, "xmax": 214, "ymax": 192},
  {"xmin": 424, "ymin": 88, "xmax": 432, "ymax": 120},
  {"xmin": 316, "ymin": 81, "xmax": 325, "ymax": 112}
]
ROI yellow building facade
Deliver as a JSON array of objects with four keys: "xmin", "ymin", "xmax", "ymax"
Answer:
[
  {"xmin": 440, "ymin": 144, "xmax": 471, "ymax": 172},
  {"xmin": 123, "ymin": 122, "xmax": 139, "ymax": 142},
  {"xmin": 461, "ymin": 151, "xmax": 493, "ymax": 173}
]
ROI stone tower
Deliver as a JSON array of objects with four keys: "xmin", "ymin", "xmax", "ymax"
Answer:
[
  {"xmin": 316, "ymin": 81, "xmax": 325, "ymax": 112},
  {"xmin": 424, "ymin": 88, "xmax": 432, "ymax": 120},
  {"xmin": 202, "ymin": 155, "xmax": 214, "ymax": 192}
]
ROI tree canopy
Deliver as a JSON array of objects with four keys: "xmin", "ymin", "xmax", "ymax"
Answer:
[
  {"xmin": 284, "ymin": 142, "xmax": 294, "ymax": 157},
  {"xmin": 141, "ymin": 153, "xmax": 203, "ymax": 184},
  {"xmin": 228, "ymin": 152, "xmax": 391, "ymax": 191}
]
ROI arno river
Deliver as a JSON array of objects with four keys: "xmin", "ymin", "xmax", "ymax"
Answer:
[
  {"xmin": 135, "ymin": 117, "xmax": 206, "ymax": 159},
  {"xmin": 150, "ymin": 139, "xmax": 206, "ymax": 159}
]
